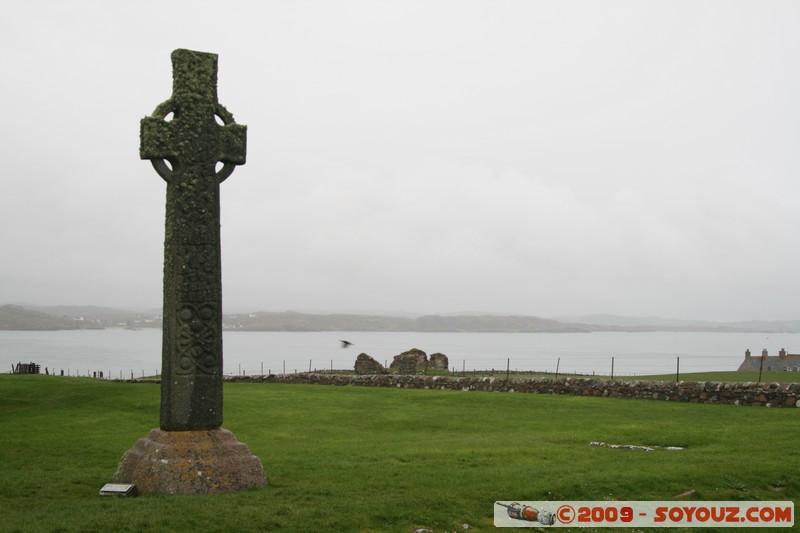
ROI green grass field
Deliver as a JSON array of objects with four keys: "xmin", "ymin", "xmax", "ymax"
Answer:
[{"xmin": 1, "ymin": 375, "xmax": 797, "ymax": 532}]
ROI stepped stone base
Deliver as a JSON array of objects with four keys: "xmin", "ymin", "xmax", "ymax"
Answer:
[{"xmin": 113, "ymin": 428, "xmax": 266, "ymax": 494}]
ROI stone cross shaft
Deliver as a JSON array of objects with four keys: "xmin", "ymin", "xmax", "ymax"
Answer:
[{"xmin": 140, "ymin": 49, "xmax": 246, "ymax": 431}]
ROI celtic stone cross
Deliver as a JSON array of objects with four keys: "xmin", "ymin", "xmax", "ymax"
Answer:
[{"xmin": 140, "ymin": 49, "xmax": 246, "ymax": 431}]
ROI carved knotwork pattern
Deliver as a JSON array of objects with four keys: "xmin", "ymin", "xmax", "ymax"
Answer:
[
  {"xmin": 166, "ymin": 185, "xmax": 218, "ymax": 245},
  {"xmin": 172, "ymin": 244, "xmax": 220, "ymax": 375},
  {"xmin": 175, "ymin": 303, "xmax": 219, "ymax": 375},
  {"xmin": 174, "ymin": 245, "xmax": 218, "ymax": 302}
]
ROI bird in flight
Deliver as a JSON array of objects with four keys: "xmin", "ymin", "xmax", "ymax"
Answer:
[{"xmin": 340, "ymin": 340, "xmax": 353, "ymax": 348}]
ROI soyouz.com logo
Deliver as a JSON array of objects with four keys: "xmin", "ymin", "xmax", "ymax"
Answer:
[{"xmin": 494, "ymin": 501, "xmax": 794, "ymax": 528}]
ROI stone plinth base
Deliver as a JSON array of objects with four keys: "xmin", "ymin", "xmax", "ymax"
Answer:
[{"xmin": 113, "ymin": 428, "xmax": 266, "ymax": 494}]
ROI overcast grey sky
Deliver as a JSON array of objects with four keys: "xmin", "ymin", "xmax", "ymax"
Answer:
[{"xmin": 1, "ymin": 1, "xmax": 799, "ymax": 321}]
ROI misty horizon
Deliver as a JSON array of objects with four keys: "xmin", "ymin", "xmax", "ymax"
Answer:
[
  {"xmin": 2, "ymin": 2, "xmax": 799, "ymax": 323},
  {"xmin": 6, "ymin": 301, "xmax": 800, "ymax": 326}
]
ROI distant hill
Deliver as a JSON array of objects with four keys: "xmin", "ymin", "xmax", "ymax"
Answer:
[
  {"xmin": 25, "ymin": 305, "xmax": 152, "ymax": 326},
  {"xmin": 2, "ymin": 304, "xmax": 799, "ymax": 333},
  {"xmin": 1, "ymin": 304, "xmax": 160, "ymax": 330},
  {"xmin": 720, "ymin": 319, "xmax": 800, "ymax": 333},
  {"xmin": 412, "ymin": 314, "xmax": 585, "ymax": 332},
  {"xmin": 0, "ymin": 304, "xmax": 96, "ymax": 330},
  {"xmin": 224, "ymin": 311, "xmax": 588, "ymax": 332},
  {"xmin": 224, "ymin": 311, "xmax": 412, "ymax": 332},
  {"xmin": 556, "ymin": 314, "xmax": 800, "ymax": 333},
  {"xmin": 554, "ymin": 314, "xmax": 717, "ymax": 329},
  {"xmin": 223, "ymin": 312, "xmax": 800, "ymax": 332}
]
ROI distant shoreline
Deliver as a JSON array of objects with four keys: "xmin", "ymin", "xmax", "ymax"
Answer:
[{"xmin": 2, "ymin": 304, "xmax": 800, "ymax": 333}]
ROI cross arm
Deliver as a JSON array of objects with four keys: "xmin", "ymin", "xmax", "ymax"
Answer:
[
  {"xmin": 140, "ymin": 115, "xmax": 176, "ymax": 162},
  {"xmin": 217, "ymin": 123, "xmax": 246, "ymax": 165},
  {"xmin": 213, "ymin": 105, "xmax": 246, "ymax": 182}
]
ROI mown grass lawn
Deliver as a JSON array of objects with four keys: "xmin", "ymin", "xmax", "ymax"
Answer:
[{"xmin": 0, "ymin": 375, "xmax": 797, "ymax": 532}]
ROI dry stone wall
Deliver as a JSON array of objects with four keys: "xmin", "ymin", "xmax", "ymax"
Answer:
[{"xmin": 224, "ymin": 374, "xmax": 800, "ymax": 408}]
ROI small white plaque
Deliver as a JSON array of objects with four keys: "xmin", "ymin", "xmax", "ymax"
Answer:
[{"xmin": 99, "ymin": 483, "xmax": 137, "ymax": 497}]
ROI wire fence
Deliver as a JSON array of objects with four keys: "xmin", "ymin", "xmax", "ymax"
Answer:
[
  {"xmin": 12, "ymin": 341, "xmax": 800, "ymax": 384},
  {"xmin": 14, "ymin": 354, "xmax": 762, "ymax": 383}
]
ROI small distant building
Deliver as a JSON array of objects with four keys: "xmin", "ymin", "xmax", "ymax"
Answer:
[{"xmin": 737, "ymin": 349, "xmax": 800, "ymax": 372}]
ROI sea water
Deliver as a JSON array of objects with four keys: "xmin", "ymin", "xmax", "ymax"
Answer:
[{"xmin": 2, "ymin": 329, "xmax": 799, "ymax": 378}]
